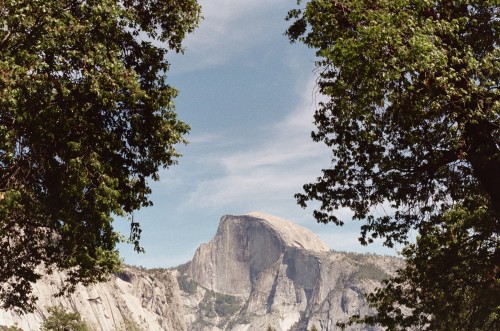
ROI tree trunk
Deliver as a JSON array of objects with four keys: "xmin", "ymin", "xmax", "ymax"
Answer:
[{"xmin": 465, "ymin": 120, "xmax": 500, "ymax": 216}]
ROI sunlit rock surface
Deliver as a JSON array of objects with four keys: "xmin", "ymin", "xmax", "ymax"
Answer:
[
  {"xmin": 0, "ymin": 267, "xmax": 186, "ymax": 331},
  {"xmin": 180, "ymin": 213, "xmax": 403, "ymax": 331}
]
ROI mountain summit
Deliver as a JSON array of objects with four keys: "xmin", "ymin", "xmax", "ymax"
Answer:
[
  {"xmin": 181, "ymin": 213, "xmax": 401, "ymax": 330},
  {"xmin": 245, "ymin": 212, "xmax": 330, "ymax": 252},
  {"xmin": 186, "ymin": 213, "xmax": 329, "ymax": 298}
]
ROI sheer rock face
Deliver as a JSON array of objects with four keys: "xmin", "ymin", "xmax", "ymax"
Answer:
[
  {"xmin": 186, "ymin": 213, "xmax": 329, "ymax": 297},
  {"xmin": 0, "ymin": 268, "xmax": 186, "ymax": 331},
  {"xmin": 182, "ymin": 213, "xmax": 403, "ymax": 331}
]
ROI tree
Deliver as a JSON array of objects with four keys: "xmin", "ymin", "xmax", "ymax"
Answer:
[
  {"xmin": 0, "ymin": 0, "xmax": 200, "ymax": 312},
  {"xmin": 0, "ymin": 325, "xmax": 23, "ymax": 331},
  {"xmin": 41, "ymin": 305, "xmax": 89, "ymax": 331},
  {"xmin": 286, "ymin": 0, "xmax": 498, "ymax": 328},
  {"xmin": 342, "ymin": 206, "xmax": 499, "ymax": 330},
  {"xmin": 122, "ymin": 317, "xmax": 144, "ymax": 331}
]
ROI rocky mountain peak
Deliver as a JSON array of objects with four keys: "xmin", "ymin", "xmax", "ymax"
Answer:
[
  {"xmin": 186, "ymin": 213, "xmax": 331, "ymax": 297},
  {"xmin": 181, "ymin": 213, "xmax": 401, "ymax": 330},
  {"xmin": 245, "ymin": 212, "xmax": 330, "ymax": 253},
  {"xmin": 187, "ymin": 212, "xmax": 329, "ymax": 297},
  {"xmin": 0, "ymin": 213, "xmax": 403, "ymax": 331}
]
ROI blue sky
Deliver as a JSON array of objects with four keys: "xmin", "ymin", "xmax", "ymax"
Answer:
[{"xmin": 116, "ymin": 0, "xmax": 402, "ymax": 268}]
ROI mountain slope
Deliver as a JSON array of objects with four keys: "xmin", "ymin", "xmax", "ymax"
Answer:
[
  {"xmin": 0, "ymin": 267, "xmax": 186, "ymax": 331},
  {"xmin": 178, "ymin": 213, "xmax": 403, "ymax": 331}
]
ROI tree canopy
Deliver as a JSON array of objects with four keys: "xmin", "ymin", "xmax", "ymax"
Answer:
[
  {"xmin": 41, "ymin": 305, "xmax": 89, "ymax": 331},
  {"xmin": 352, "ymin": 206, "xmax": 499, "ymax": 330},
  {"xmin": 287, "ymin": 0, "xmax": 498, "ymax": 328},
  {"xmin": 0, "ymin": 0, "xmax": 200, "ymax": 312}
]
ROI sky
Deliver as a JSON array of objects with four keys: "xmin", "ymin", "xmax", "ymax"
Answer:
[{"xmin": 116, "ymin": 0, "xmax": 402, "ymax": 268}]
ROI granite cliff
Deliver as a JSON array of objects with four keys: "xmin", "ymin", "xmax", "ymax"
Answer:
[
  {"xmin": 178, "ymin": 213, "xmax": 402, "ymax": 331},
  {"xmin": 0, "ymin": 267, "xmax": 186, "ymax": 331}
]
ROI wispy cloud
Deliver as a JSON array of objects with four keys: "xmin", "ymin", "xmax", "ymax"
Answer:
[
  {"xmin": 171, "ymin": 0, "xmax": 292, "ymax": 71},
  {"xmin": 117, "ymin": 0, "xmax": 403, "ymax": 268},
  {"xmin": 185, "ymin": 132, "xmax": 221, "ymax": 144},
  {"xmin": 180, "ymin": 78, "xmax": 330, "ymax": 218}
]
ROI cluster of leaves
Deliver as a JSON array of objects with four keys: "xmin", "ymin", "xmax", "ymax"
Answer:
[
  {"xmin": 353, "ymin": 263, "xmax": 389, "ymax": 282},
  {"xmin": 41, "ymin": 305, "xmax": 89, "ymax": 331},
  {"xmin": 0, "ymin": 325, "xmax": 23, "ymax": 331},
  {"xmin": 177, "ymin": 273, "xmax": 198, "ymax": 295},
  {"xmin": 287, "ymin": 0, "xmax": 499, "ymax": 329},
  {"xmin": 0, "ymin": 0, "xmax": 200, "ymax": 312},
  {"xmin": 344, "ymin": 206, "xmax": 499, "ymax": 330},
  {"xmin": 198, "ymin": 290, "xmax": 242, "ymax": 318},
  {"xmin": 287, "ymin": 0, "xmax": 499, "ymax": 245}
]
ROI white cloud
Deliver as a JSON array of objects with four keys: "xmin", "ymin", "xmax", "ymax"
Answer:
[
  {"xmin": 185, "ymin": 132, "xmax": 220, "ymax": 144},
  {"xmin": 171, "ymin": 0, "xmax": 292, "ymax": 71},
  {"xmin": 181, "ymin": 78, "xmax": 330, "ymax": 218},
  {"xmin": 218, "ymin": 85, "xmax": 323, "ymax": 173}
]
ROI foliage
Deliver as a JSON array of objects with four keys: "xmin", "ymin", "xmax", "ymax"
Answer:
[
  {"xmin": 353, "ymin": 263, "xmax": 389, "ymax": 282},
  {"xmin": 41, "ymin": 305, "xmax": 89, "ymax": 331},
  {"xmin": 0, "ymin": 0, "xmax": 200, "ymax": 312},
  {"xmin": 141, "ymin": 266, "xmax": 174, "ymax": 284},
  {"xmin": 177, "ymin": 274, "xmax": 198, "ymax": 295},
  {"xmin": 335, "ymin": 250, "xmax": 391, "ymax": 281},
  {"xmin": 287, "ymin": 0, "xmax": 499, "ymax": 329},
  {"xmin": 0, "ymin": 325, "xmax": 23, "ymax": 331},
  {"xmin": 346, "ymin": 206, "xmax": 499, "ymax": 330},
  {"xmin": 198, "ymin": 290, "xmax": 217, "ymax": 318},
  {"xmin": 194, "ymin": 289, "xmax": 243, "ymax": 329},
  {"xmin": 287, "ymin": 0, "xmax": 499, "ymax": 244},
  {"xmin": 198, "ymin": 290, "xmax": 242, "ymax": 318},
  {"xmin": 122, "ymin": 317, "xmax": 144, "ymax": 331},
  {"xmin": 213, "ymin": 292, "xmax": 241, "ymax": 317},
  {"xmin": 332, "ymin": 250, "xmax": 380, "ymax": 261}
]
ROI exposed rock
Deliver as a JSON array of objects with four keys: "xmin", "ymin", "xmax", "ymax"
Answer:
[
  {"xmin": 0, "ymin": 267, "xmax": 186, "ymax": 331},
  {"xmin": 186, "ymin": 213, "xmax": 329, "ymax": 297},
  {"xmin": 180, "ymin": 213, "xmax": 403, "ymax": 331}
]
